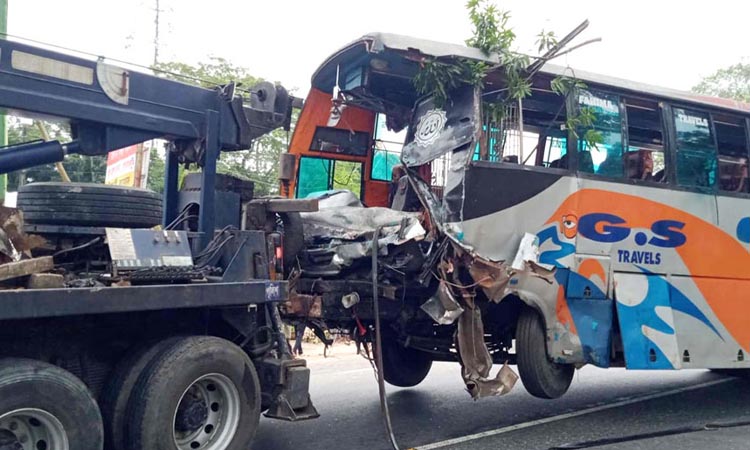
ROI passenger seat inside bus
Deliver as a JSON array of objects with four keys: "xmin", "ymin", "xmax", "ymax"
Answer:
[{"xmin": 578, "ymin": 151, "xmax": 594, "ymax": 173}]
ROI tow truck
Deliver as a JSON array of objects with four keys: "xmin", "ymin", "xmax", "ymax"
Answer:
[{"xmin": 0, "ymin": 39, "xmax": 317, "ymax": 450}]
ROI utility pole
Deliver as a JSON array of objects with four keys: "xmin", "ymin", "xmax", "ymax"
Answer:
[
  {"xmin": 0, "ymin": 0, "xmax": 7, "ymax": 204},
  {"xmin": 153, "ymin": 0, "xmax": 160, "ymax": 65}
]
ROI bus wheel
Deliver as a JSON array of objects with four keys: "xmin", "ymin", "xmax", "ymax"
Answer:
[
  {"xmin": 516, "ymin": 307, "xmax": 574, "ymax": 399},
  {"xmin": 126, "ymin": 336, "xmax": 260, "ymax": 450},
  {"xmin": 0, "ymin": 358, "xmax": 103, "ymax": 450},
  {"xmin": 381, "ymin": 337, "xmax": 433, "ymax": 388},
  {"xmin": 710, "ymin": 369, "xmax": 750, "ymax": 379}
]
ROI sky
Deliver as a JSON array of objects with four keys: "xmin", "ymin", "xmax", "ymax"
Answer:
[{"xmin": 7, "ymin": 0, "xmax": 750, "ymax": 96}]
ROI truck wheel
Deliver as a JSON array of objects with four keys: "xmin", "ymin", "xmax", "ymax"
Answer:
[
  {"xmin": 516, "ymin": 306, "xmax": 574, "ymax": 399},
  {"xmin": 17, "ymin": 182, "xmax": 162, "ymax": 228},
  {"xmin": 381, "ymin": 337, "xmax": 433, "ymax": 388},
  {"xmin": 126, "ymin": 336, "xmax": 261, "ymax": 450},
  {"xmin": 0, "ymin": 358, "xmax": 103, "ymax": 450},
  {"xmin": 100, "ymin": 338, "xmax": 181, "ymax": 450}
]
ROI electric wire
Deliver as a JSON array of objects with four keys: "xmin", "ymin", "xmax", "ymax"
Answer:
[
  {"xmin": 370, "ymin": 225, "xmax": 401, "ymax": 450},
  {"xmin": 0, "ymin": 32, "xmax": 263, "ymax": 96}
]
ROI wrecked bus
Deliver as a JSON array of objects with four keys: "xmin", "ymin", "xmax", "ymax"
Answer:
[{"xmin": 281, "ymin": 32, "xmax": 750, "ymax": 400}]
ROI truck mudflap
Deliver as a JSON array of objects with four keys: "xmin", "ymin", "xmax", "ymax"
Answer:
[{"xmin": 257, "ymin": 357, "xmax": 319, "ymax": 421}]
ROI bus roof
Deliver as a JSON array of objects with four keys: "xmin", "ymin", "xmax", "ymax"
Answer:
[{"xmin": 312, "ymin": 32, "xmax": 750, "ymax": 115}]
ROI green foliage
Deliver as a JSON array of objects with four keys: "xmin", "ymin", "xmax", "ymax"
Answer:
[
  {"xmin": 536, "ymin": 30, "xmax": 558, "ymax": 53},
  {"xmin": 465, "ymin": 0, "xmax": 514, "ymax": 55},
  {"xmin": 413, "ymin": 59, "xmax": 486, "ymax": 108},
  {"xmin": 5, "ymin": 118, "xmax": 106, "ymax": 190},
  {"xmin": 552, "ymin": 77, "xmax": 604, "ymax": 150},
  {"xmin": 146, "ymin": 147, "xmax": 166, "ymax": 193},
  {"xmin": 413, "ymin": 0, "xmax": 605, "ymax": 154},
  {"xmin": 150, "ymin": 58, "xmax": 293, "ymax": 196},
  {"xmin": 550, "ymin": 76, "xmax": 586, "ymax": 97},
  {"xmin": 692, "ymin": 63, "xmax": 750, "ymax": 102},
  {"xmin": 412, "ymin": 0, "xmax": 534, "ymax": 122},
  {"xmin": 153, "ymin": 57, "xmax": 259, "ymax": 90}
]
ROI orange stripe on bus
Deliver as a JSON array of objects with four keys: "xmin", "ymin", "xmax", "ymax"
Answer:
[{"xmin": 548, "ymin": 189, "xmax": 750, "ymax": 351}]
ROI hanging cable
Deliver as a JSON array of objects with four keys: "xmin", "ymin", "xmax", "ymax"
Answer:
[{"xmin": 371, "ymin": 226, "xmax": 400, "ymax": 450}]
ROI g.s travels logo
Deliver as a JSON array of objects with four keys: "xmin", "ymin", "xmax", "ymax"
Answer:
[{"xmin": 576, "ymin": 213, "xmax": 687, "ymax": 265}]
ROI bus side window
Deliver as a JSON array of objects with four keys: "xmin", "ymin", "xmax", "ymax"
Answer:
[
  {"xmin": 576, "ymin": 90, "xmax": 624, "ymax": 177},
  {"xmin": 296, "ymin": 156, "xmax": 363, "ymax": 198},
  {"xmin": 673, "ymin": 108, "xmax": 717, "ymax": 188},
  {"xmin": 371, "ymin": 113, "xmax": 406, "ymax": 182},
  {"xmin": 713, "ymin": 112, "xmax": 749, "ymax": 193},
  {"xmin": 624, "ymin": 98, "xmax": 666, "ymax": 182},
  {"xmin": 490, "ymin": 81, "xmax": 567, "ymax": 168},
  {"xmin": 543, "ymin": 136, "xmax": 568, "ymax": 168}
]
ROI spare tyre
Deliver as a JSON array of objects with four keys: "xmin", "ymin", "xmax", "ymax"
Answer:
[{"xmin": 18, "ymin": 182, "xmax": 163, "ymax": 228}]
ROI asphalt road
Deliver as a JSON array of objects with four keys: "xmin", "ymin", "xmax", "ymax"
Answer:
[{"xmin": 254, "ymin": 346, "xmax": 749, "ymax": 450}]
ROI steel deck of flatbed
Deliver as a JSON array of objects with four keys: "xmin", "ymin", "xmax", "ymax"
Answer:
[{"xmin": 0, "ymin": 281, "xmax": 286, "ymax": 320}]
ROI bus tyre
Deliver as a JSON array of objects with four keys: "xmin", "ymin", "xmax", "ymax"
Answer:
[
  {"xmin": 516, "ymin": 307, "xmax": 574, "ymax": 399},
  {"xmin": 381, "ymin": 337, "xmax": 433, "ymax": 388},
  {"xmin": 100, "ymin": 337, "xmax": 181, "ymax": 450},
  {"xmin": 126, "ymin": 336, "xmax": 261, "ymax": 450},
  {"xmin": 0, "ymin": 358, "xmax": 104, "ymax": 450},
  {"xmin": 710, "ymin": 369, "xmax": 750, "ymax": 379}
]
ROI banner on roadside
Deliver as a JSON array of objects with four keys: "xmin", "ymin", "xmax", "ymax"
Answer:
[{"xmin": 105, "ymin": 144, "xmax": 150, "ymax": 188}]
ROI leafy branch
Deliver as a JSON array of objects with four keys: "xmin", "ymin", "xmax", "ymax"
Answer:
[{"xmin": 412, "ymin": 0, "xmax": 603, "ymax": 153}]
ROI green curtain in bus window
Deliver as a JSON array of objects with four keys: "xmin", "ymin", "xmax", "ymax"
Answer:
[
  {"xmin": 674, "ymin": 108, "xmax": 717, "ymax": 188},
  {"xmin": 577, "ymin": 90, "xmax": 623, "ymax": 177},
  {"xmin": 297, "ymin": 157, "xmax": 332, "ymax": 198},
  {"xmin": 371, "ymin": 150, "xmax": 401, "ymax": 181},
  {"xmin": 331, "ymin": 160, "xmax": 363, "ymax": 197}
]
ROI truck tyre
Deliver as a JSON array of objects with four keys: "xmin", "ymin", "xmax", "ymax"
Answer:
[
  {"xmin": 126, "ymin": 336, "xmax": 261, "ymax": 450},
  {"xmin": 100, "ymin": 338, "xmax": 181, "ymax": 450},
  {"xmin": 381, "ymin": 337, "xmax": 433, "ymax": 388},
  {"xmin": 0, "ymin": 358, "xmax": 103, "ymax": 450},
  {"xmin": 516, "ymin": 306, "xmax": 574, "ymax": 399},
  {"xmin": 17, "ymin": 182, "xmax": 162, "ymax": 228}
]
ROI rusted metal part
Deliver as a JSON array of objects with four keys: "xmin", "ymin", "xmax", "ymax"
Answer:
[
  {"xmin": 420, "ymin": 280, "xmax": 464, "ymax": 325},
  {"xmin": 456, "ymin": 295, "xmax": 518, "ymax": 399},
  {"xmin": 251, "ymin": 197, "xmax": 319, "ymax": 213},
  {"xmin": 0, "ymin": 207, "xmax": 45, "ymax": 263},
  {"xmin": 466, "ymin": 257, "xmax": 511, "ymax": 302},
  {"xmin": 284, "ymin": 292, "xmax": 323, "ymax": 318}
]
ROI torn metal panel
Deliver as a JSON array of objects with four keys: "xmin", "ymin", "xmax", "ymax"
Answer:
[
  {"xmin": 301, "ymin": 206, "xmax": 423, "ymax": 242},
  {"xmin": 306, "ymin": 189, "xmax": 362, "ymax": 209},
  {"xmin": 456, "ymin": 296, "xmax": 518, "ymax": 399},
  {"xmin": 284, "ymin": 292, "xmax": 323, "ymax": 318},
  {"xmin": 401, "ymin": 85, "xmax": 480, "ymax": 168},
  {"xmin": 511, "ymin": 233, "xmax": 541, "ymax": 271},
  {"xmin": 420, "ymin": 280, "xmax": 464, "ymax": 325},
  {"xmin": 0, "ymin": 207, "xmax": 45, "ymax": 263},
  {"xmin": 0, "ymin": 228, "xmax": 18, "ymax": 265},
  {"xmin": 467, "ymin": 257, "xmax": 511, "ymax": 302}
]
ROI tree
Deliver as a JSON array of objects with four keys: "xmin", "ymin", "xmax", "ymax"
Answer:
[
  {"xmin": 5, "ymin": 118, "xmax": 106, "ymax": 191},
  {"xmin": 693, "ymin": 63, "xmax": 750, "ymax": 102},
  {"xmin": 151, "ymin": 58, "xmax": 292, "ymax": 196}
]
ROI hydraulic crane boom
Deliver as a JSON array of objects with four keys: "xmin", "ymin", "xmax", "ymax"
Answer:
[{"xmin": 0, "ymin": 39, "xmax": 295, "ymax": 247}]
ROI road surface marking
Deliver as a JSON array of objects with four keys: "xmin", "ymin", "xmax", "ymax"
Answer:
[{"xmin": 413, "ymin": 377, "xmax": 733, "ymax": 450}]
